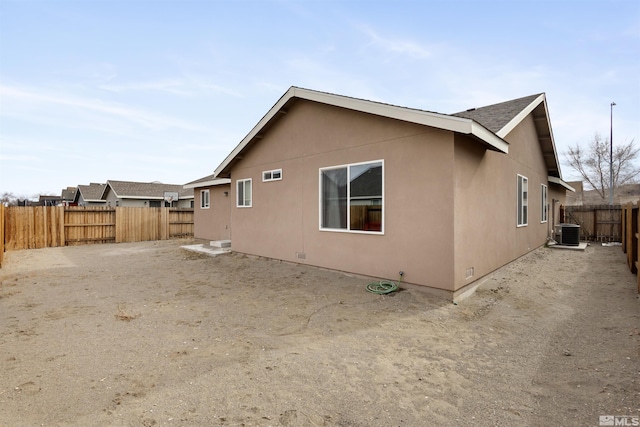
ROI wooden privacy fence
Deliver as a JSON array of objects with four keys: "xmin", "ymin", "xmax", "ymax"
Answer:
[
  {"xmin": 560, "ymin": 204, "xmax": 622, "ymax": 242},
  {"xmin": 621, "ymin": 201, "xmax": 640, "ymax": 293},
  {"xmin": 0, "ymin": 204, "xmax": 4, "ymax": 266},
  {"xmin": 3, "ymin": 206, "xmax": 194, "ymax": 251},
  {"xmin": 622, "ymin": 201, "xmax": 640, "ymax": 293}
]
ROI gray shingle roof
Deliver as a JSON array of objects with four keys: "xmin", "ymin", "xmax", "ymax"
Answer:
[
  {"xmin": 61, "ymin": 186, "xmax": 77, "ymax": 201},
  {"xmin": 106, "ymin": 180, "xmax": 193, "ymax": 199},
  {"xmin": 451, "ymin": 94, "xmax": 543, "ymax": 133},
  {"xmin": 77, "ymin": 183, "xmax": 106, "ymax": 201}
]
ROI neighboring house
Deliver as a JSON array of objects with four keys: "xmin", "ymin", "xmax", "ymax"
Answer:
[
  {"xmin": 60, "ymin": 187, "xmax": 77, "ymax": 206},
  {"xmin": 74, "ymin": 183, "xmax": 107, "ymax": 206},
  {"xmin": 565, "ymin": 181, "xmax": 584, "ymax": 206},
  {"xmin": 38, "ymin": 187, "xmax": 76, "ymax": 206},
  {"xmin": 192, "ymin": 87, "xmax": 573, "ymax": 300},
  {"xmin": 38, "ymin": 195, "xmax": 63, "ymax": 206},
  {"xmin": 101, "ymin": 180, "xmax": 194, "ymax": 208},
  {"xmin": 184, "ymin": 174, "xmax": 231, "ymax": 241}
]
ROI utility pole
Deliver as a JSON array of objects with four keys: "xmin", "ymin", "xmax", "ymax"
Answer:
[{"xmin": 610, "ymin": 101, "xmax": 616, "ymax": 205}]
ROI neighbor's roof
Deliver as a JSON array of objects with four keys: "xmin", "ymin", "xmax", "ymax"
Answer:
[
  {"xmin": 102, "ymin": 180, "xmax": 194, "ymax": 200},
  {"xmin": 183, "ymin": 174, "xmax": 231, "ymax": 189},
  {"xmin": 75, "ymin": 183, "xmax": 107, "ymax": 202},
  {"xmin": 214, "ymin": 86, "xmax": 564, "ymax": 180},
  {"xmin": 214, "ymin": 87, "xmax": 511, "ymax": 178},
  {"xmin": 61, "ymin": 186, "xmax": 77, "ymax": 201}
]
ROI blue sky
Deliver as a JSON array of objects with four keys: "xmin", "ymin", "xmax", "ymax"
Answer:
[{"xmin": 1, "ymin": 0, "xmax": 638, "ymax": 197}]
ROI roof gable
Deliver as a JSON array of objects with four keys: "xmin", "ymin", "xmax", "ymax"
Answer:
[
  {"xmin": 214, "ymin": 87, "xmax": 509, "ymax": 178},
  {"xmin": 75, "ymin": 183, "xmax": 106, "ymax": 202},
  {"xmin": 451, "ymin": 94, "xmax": 542, "ymax": 134},
  {"xmin": 453, "ymin": 93, "xmax": 561, "ymax": 178},
  {"xmin": 214, "ymin": 87, "xmax": 563, "ymax": 180}
]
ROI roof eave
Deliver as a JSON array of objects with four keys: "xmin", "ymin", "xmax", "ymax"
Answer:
[
  {"xmin": 548, "ymin": 176, "xmax": 575, "ymax": 192},
  {"xmin": 496, "ymin": 94, "xmax": 546, "ymax": 138},
  {"xmin": 183, "ymin": 178, "xmax": 231, "ymax": 189},
  {"xmin": 214, "ymin": 87, "xmax": 509, "ymax": 176},
  {"xmin": 470, "ymin": 122, "xmax": 509, "ymax": 153}
]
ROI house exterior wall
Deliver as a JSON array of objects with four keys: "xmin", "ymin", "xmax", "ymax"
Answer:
[
  {"xmin": 549, "ymin": 184, "xmax": 567, "ymax": 228},
  {"xmin": 229, "ymin": 100, "xmax": 457, "ymax": 291},
  {"xmin": 175, "ymin": 199, "xmax": 194, "ymax": 208},
  {"xmin": 77, "ymin": 194, "xmax": 106, "ymax": 206},
  {"xmin": 221, "ymin": 98, "xmax": 564, "ymax": 297},
  {"xmin": 193, "ymin": 185, "xmax": 231, "ymax": 241},
  {"xmin": 104, "ymin": 194, "xmax": 147, "ymax": 207},
  {"xmin": 452, "ymin": 114, "xmax": 553, "ymax": 293}
]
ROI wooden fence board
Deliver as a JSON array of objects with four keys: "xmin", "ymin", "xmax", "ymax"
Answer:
[
  {"xmin": 618, "ymin": 201, "xmax": 640, "ymax": 293},
  {"xmin": 65, "ymin": 207, "xmax": 116, "ymax": 245},
  {"xmin": 562, "ymin": 205, "xmax": 621, "ymax": 242},
  {"xmin": 2, "ymin": 207, "xmax": 193, "ymax": 252},
  {"xmin": 0, "ymin": 204, "xmax": 4, "ymax": 266}
]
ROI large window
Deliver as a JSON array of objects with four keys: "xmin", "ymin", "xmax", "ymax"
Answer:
[
  {"xmin": 320, "ymin": 160, "xmax": 383, "ymax": 233},
  {"xmin": 237, "ymin": 179, "xmax": 252, "ymax": 207},
  {"xmin": 541, "ymin": 184, "xmax": 548, "ymax": 223},
  {"xmin": 517, "ymin": 174, "xmax": 528, "ymax": 227},
  {"xmin": 200, "ymin": 189, "xmax": 210, "ymax": 209}
]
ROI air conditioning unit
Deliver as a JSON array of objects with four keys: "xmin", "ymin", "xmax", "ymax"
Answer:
[{"xmin": 555, "ymin": 223, "xmax": 580, "ymax": 246}]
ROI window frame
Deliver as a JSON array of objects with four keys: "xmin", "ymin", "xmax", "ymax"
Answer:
[
  {"xmin": 319, "ymin": 159, "xmax": 384, "ymax": 234},
  {"xmin": 200, "ymin": 189, "xmax": 210, "ymax": 209},
  {"xmin": 517, "ymin": 174, "xmax": 528, "ymax": 227},
  {"xmin": 541, "ymin": 184, "xmax": 548, "ymax": 223},
  {"xmin": 236, "ymin": 178, "xmax": 252, "ymax": 208},
  {"xmin": 262, "ymin": 169, "xmax": 282, "ymax": 182}
]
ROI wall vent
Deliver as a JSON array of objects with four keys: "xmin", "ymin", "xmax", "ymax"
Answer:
[
  {"xmin": 296, "ymin": 252, "xmax": 306, "ymax": 260},
  {"xmin": 465, "ymin": 267, "xmax": 474, "ymax": 279}
]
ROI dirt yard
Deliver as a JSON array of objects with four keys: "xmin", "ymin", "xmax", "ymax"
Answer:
[{"xmin": 0, "ymin": 240, "xmax": 638, "ymax": 426}]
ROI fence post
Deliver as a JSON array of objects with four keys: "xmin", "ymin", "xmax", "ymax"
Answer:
[
  {"xmin": 0, "ymin": 204, "xmax": 4, "ymax": 267},
  {"xmin": 622, "ymin": 203, "xmax": 628, "ymax": 253},
  {"xmin": 636, "ymin": 200, "xmax": 640, "ymax": 293},
  {"xmin": 161, "ymin": 208, "xmax": 169, "ymax": 240},
  {"xmin": 631, "ymin": 203, "xmax": 638, "ymax": 274}
]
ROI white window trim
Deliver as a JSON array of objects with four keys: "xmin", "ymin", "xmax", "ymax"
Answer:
[
  {"xmin": 541, "ymin": 184, "xmax": 548, "ymax": 223},
  {"xmin": 318, "ymin": 159, "xmax": 384, "ymax": 235},
  {"xmin": 200, "ymin": 189, "xmax": 210, "ymax": 209},
  {"xmin": 262, "ymin": 168, "xmax": 282, "ymax": 182},
  {"xmin": 517, "ymin": 174, "xmax": 528, "ymax": 227},
  {"xmin": 236, "ymin": 178, "xmax": 252, "ymax": 208}
]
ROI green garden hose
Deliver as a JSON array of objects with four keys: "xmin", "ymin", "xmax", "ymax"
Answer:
[{"xmin": 366, "ymin": 271, "xmax": 403, "ymax": 294}]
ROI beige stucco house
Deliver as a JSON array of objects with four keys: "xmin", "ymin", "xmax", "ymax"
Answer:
[
  {"xmin": 190, "ymin": 87, "xmax": 571, "ymax": 300},
  {"xmin": 184, "ymin": 174, "xmax": 231, "ymax": 241}
]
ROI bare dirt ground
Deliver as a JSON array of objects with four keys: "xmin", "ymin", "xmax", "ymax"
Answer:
[{"xmin": 0, "ymin": 240, "xmax": 638, "ymax": 427}]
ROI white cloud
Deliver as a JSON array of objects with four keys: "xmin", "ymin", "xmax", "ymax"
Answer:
[
  {"xmin": 0, "ymin": 84, "xmax": 211, "ymax": 132},
  {"xmin": 355, "ymin": 23, "xmax": 434, "ymax": 60}
]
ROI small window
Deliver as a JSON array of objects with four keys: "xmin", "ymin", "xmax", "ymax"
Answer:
[
  {"xmin": 541, "ymin": 184, "xmax": 548, "ymax": 223},
  {"xmin": 517, "ymin": 175, "xmax": 528, "ymax": 227},
  {"xmin": 237, "ymin": 179, "xmax": 252, "ymax": 207},
  {"xmin": 263, "ymin": 169, "xmax": 282, "ymax": 182},
  {"xmin": 200, "ymin": 189, "xmax": 210, "ymax": 209}
]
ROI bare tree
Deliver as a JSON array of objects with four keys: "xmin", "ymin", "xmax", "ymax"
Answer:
[{"xmin": 565, "ymin": 133, "xmax": 640, "ymax": 201}]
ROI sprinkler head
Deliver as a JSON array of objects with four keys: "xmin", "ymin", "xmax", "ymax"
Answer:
[{"xmin": 399, "ymin": 271, "xmax": 404, "ymax": 277}]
